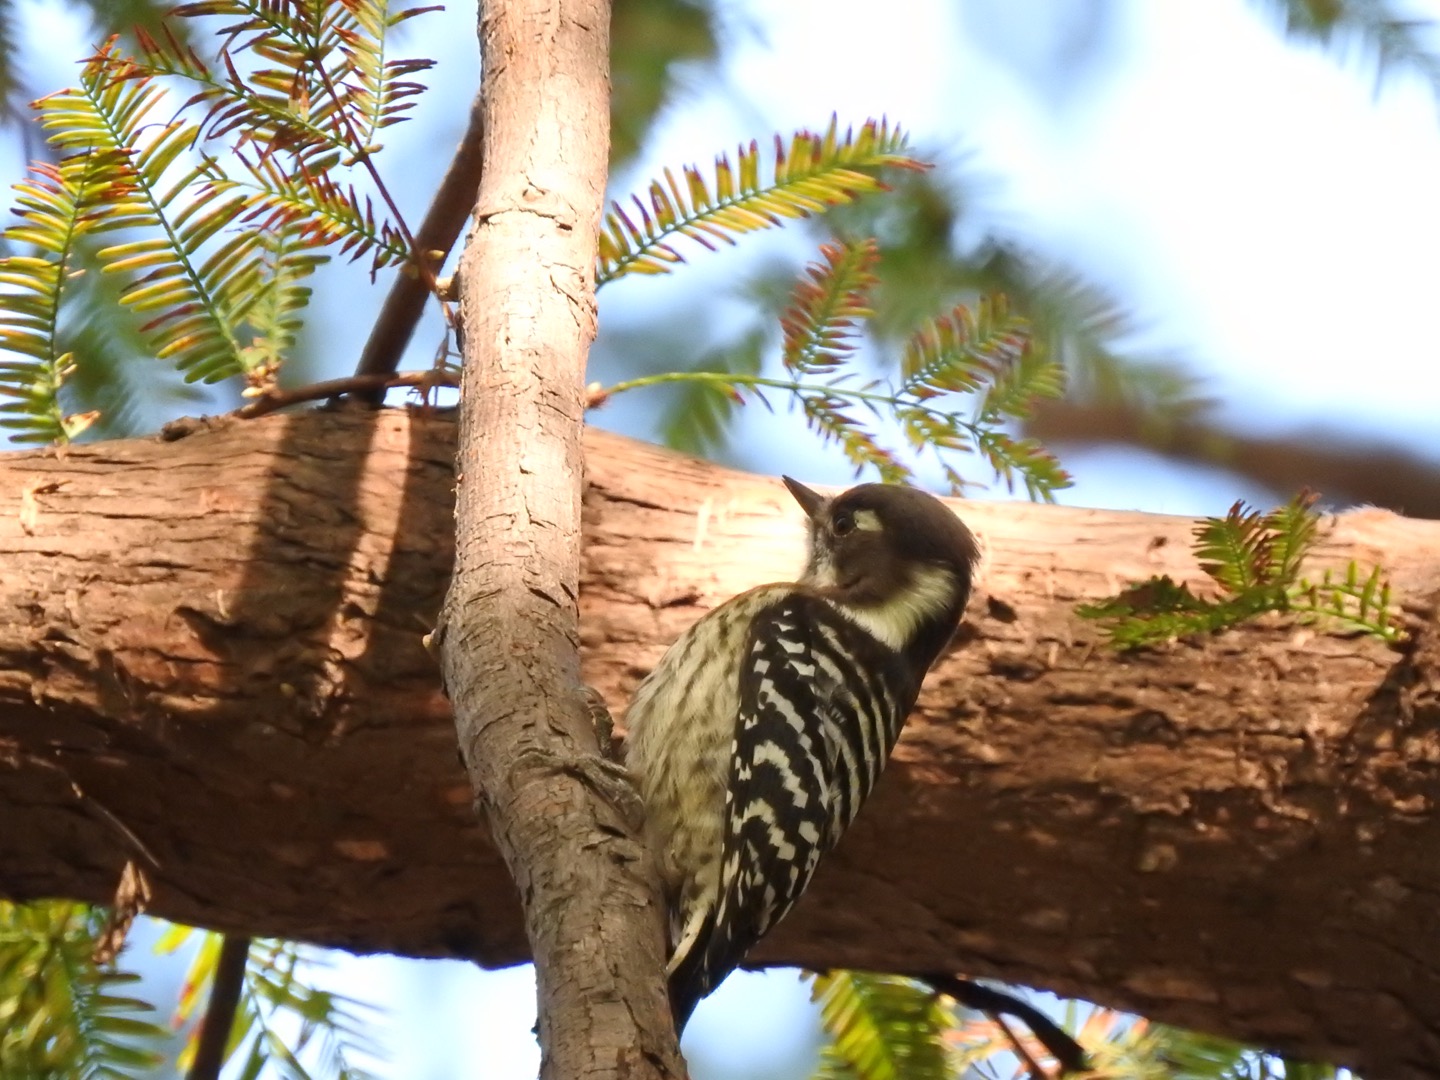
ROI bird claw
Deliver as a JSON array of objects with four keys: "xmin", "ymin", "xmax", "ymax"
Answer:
[
  {"xmin": 584, "ymin": 684, "xmax": 620, "ymax": 762},
  {"xmin": 572, "ymin": 753, "xmax": 646, "ymax": 836}
]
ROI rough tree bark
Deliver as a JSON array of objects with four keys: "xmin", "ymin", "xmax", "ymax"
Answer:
[
  {"xmin": 2, "ymin": 410, "xmax": 1439, "ymax": 1078},
  {"xmin": 434, "ymin": 1, "xmax": 681, "ymax": 1079}
]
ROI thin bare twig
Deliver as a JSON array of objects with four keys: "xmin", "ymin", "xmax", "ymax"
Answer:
[
  {"xmin": 994, "ymin": 1011, "xmax": 1053, "ymax": 1080},
  {"xmin": 16, "ymin": 753, "xmax": 160, "ymax": 868},
  {"xmin": 234, "ymin": 370, "xmax": 457, "ymax": 419},
  {"xmin": 353, "ymin": 92, "xmax": 486, "ymax": 395},
  {"xmin": 187, "ymin": 934, "xmax": 250, "ymax": 1080},
  {"xmin": 924, "ymin": 972, "xmax": 1087, "ymax": 1075}
]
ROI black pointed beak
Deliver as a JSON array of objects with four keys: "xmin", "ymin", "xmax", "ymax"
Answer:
[{"xmin": 781, "ymin": 476, "xmax": 826, "ymax": 521}]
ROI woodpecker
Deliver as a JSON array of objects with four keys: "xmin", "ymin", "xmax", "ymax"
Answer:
[{"xmin": 624, "ymin": 475, "xmax": 979, "ymax": 1030}]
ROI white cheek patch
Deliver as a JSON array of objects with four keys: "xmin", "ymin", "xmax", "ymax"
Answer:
[
  {"xmin": 852, "ymin": 509, "xmax": 883, "ymax": 531},
  {"xmin": 836, "ymin": 565, "xmax": 957, "ymax": 651}
]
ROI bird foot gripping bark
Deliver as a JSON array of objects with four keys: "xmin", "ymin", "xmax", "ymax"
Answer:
[
  {"xmin": 581, "ymin": 685, "xmax": 646, "ymax": 836},
  {"xmin": 584, "ymin": 684, "xmax": 621, "ymax": 762},
  {"xmin": 508, "ymin": 686, "xmax": 642, "ymax": 836}
]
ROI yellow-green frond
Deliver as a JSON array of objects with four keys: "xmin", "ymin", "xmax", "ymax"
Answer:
[
  {"xmin": 222, "ymin": 152, "xmax": 411, "ymax": 274},
  {"xmin": 900, "ymin": 294, "xmax": 1030, "ymax": 396},
  {"xmin": 595, "ymin": 267, "xmax": 1071, "ymax": 498},
  {"xmin": 339, "ymin": 0, "xmax": 440, "ymax": 145},
  {"xmin": 0, "ymin": 901, "xmax": 168, "ymax": 1077},
  {"xmin": 810, "ymin": 971, "xmax": 953, "ymax": 1080},
  {"xmin": 782, "ymin": 239, "xmax": 880, "ymax": 376},
  {"xmin": 45, "ymin": 12, "xmax": 429, "ymax": 391},
  {"xmin": 134, "ymin": 0, "xmax": 435, "ymax": 167},
  {"xmin": 1194, "ymin": 498, "xmax": 1279, "ymax": 594},
  {"xmin": 895, "ymin": 295, "xmax": 1069, "ymax": 498},
  {"xmin": 165, "ymin": 932, "xmax": 385, "ymax": 1079},
  {"xmin": 240, "ymin": 223, "xmax": 329, "ymax": 385},
  {"xmin": 0, "ymin": 156, "xmax": 110, "ymax": 443},
  {"xmin": 798, "ymin": 391, "xmax": 911, "ymax": 484},
  {"xmin": 32, "ymin": 50, "xmax": 262, "ymax": 384},
  {"xmin": 597, "ymin": 116, "xmax": 926, "ymax": 286},
  {"xmin": 1081, "ymin": 491, "xmax": 1402, "ymax": 648}
]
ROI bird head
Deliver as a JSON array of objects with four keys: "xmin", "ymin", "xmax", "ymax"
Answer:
[{"xmin": 783, "ymin": 476, "xmax": 979, "ymax": 667}]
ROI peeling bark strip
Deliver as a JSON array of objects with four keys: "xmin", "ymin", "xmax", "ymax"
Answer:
[
  {"xmin": 2, "ymin": 409, "xmax": 1439, "ymax": 1078},
  {"xmin": 435, "ymin": 1, "xmax": 682, "ymax": 1078}
]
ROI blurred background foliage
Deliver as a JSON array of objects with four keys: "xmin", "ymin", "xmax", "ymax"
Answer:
[{"xmin": 1, "ymin": 0, "xmax": 1437, "ymax": 1076}]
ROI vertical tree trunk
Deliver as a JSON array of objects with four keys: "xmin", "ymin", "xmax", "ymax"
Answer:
[{"xmin": 436, "ymin": 2, "xmax": 683, "ymax": 1077}]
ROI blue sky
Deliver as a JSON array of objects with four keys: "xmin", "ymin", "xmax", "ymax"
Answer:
[{"xmin": 585, "ymin": 1, "xmax": 1440, "ymax": 530}]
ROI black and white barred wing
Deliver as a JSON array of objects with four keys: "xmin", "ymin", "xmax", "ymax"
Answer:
[{"xmin": 670, "ymin": 594, "xmax": 911, "ymax": 1025}]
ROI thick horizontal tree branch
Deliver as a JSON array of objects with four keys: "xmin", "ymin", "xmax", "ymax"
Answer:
[
  {"xmin": 2, "ymin": 408, "xmax": 1438, "ymax": 1077},
  {"xmin": 1029, "ymin": 397, "xmax": 1440, "ymax": 519}
]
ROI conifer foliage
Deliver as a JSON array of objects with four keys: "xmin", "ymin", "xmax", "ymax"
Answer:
[
  {"xmin": 1080, "ymin": 492, "xmax": 1400, "ymax": 648},
  {"xmin": 0, "ymin": 0, "xmax": 433, "ymax": 441}
]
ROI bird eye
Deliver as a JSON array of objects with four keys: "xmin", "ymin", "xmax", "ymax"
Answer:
[{"xmin": 832, "ymin": 511, "xmax": 856, "ymax": 536}]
